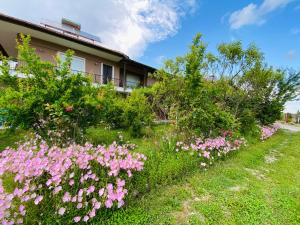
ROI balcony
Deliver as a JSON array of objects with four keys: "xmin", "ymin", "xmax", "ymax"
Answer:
[{"xmin": 0, "ymin": 60, "xmax": 143, "ymax": 93}]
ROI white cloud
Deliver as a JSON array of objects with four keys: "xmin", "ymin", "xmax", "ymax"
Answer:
[
  {"xmin": 0, "ymin": 0, "xmax": 197, "ymax": 58},
  {"xmin": 229, "ymin": 0, "xmax": 292, "ymax": 29}
]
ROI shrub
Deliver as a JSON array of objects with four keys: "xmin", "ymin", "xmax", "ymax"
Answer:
[
  {"xmin": 0, "ymin": 35, "xmax": 100, "ymax": 144},
  {"xmin": 122, "ymin": 89, "xmax": 154, "ymax": 137},
  {"xmin": 0, "ymin": 138, "xmax": 146, "ymax": 224},
  {"xmin": 96, "ymin": 84, "xmax": 125, "ymax": 129}
]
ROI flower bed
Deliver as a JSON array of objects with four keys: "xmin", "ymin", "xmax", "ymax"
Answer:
[
  {"xmin": 0, "ymin": 139, "xmax": 146, "ymax": 224},
  {"xmin": 176, "ymin": 134, "xmax": 246, "ymax": 168},
  {"xmin": 261, "ymin": 124, "xmax": 280, "ymax": 140}
]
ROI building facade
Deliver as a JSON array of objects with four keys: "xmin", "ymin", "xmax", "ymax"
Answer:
[{"xmin": 0, "ymin": 13, "xmax": 156, "ymax": 93}]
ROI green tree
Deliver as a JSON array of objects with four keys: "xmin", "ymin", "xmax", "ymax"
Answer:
[{"xmin": 0, "ymin": 35, "xmax": 100, "ymax": 144}]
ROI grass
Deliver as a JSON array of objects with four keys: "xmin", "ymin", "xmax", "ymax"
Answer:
[
  {"xmin": 1, "ymin": 127, "xmax": 299, "ymax": 224},
  {"xmin": 0, "ymin": 129, "xmax": 27, "ymax": 150},
  {"xmin": 90, "ymin": 130, "xmax": 300, "ymax": 225}
]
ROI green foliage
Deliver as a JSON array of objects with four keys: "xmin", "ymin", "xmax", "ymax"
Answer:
[
  {"xmin": 151, "ymin": 34, "xmax": 239, "ymax": 137},
  {"xmin": 96, "ymin": 86, "xmax": 154, "ymax": 137},
  {"xmin": 150, "ymin": 33, "xmax": 300, "ymax": 137},
  {"xmin": 0, "ymin": 35, "xmax": 99, "ymax": 143},
  {"xmin": 122, "ymin": 89, "xmax": 154, "ymax": 137},
  {"xmin": 96, "ymin": 84, "xmax": 125, "ymax": 128}
]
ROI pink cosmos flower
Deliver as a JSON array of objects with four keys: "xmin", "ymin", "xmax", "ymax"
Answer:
[
  {"xmin": 98, "ymin": 188, "xmax": 104, "ymax": 197},
  {"xmin": 77, "ymin": 203, "xmax": 83, "ymax": 209},
  {"xmin": 89, "ymin": 209, "xmax": 96, "ymax": 218},
  {"xmin": 83, "ymin": 215, "xmax": 89, "ymax": 222},
  {"xmin": 73, "ymin": 216, "xmax": 81, "ymax": 223},
  {"xmin": 203, "ymin": 151, "xmax": 210, "ymax": 159},
  {"xmin": 34, "ymin": 195, "xmax": 43, "ymax": 205},
  {"xmin": 69, "ymin": 179, "xmax": 74, "ymax": 186},
  {"xmin": 62, "ymin": 192, "xmax": 71, "ymax": 202},
  {"xmin": 94, "ymin": 201, "xmax": 101, "ymax": 209},
  {"xmin": 53, "ymin": 186, "xmax": 62, "ymax": 194},
  {"xmin": 58, "ymin": 207, "xmax": 66, "ymax": 215},
  {"xmin": 105, "ymin": 199, "xmax": 113, "ymax": 208},
  {"xmin": 87, "ymin": 185, "xmax": 95, "ymax": 194}
]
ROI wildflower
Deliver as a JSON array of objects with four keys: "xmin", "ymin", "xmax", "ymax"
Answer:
[
  {"xmin": 58, "ymin": 207, "xmax": 66, "ymax": 215},
  {"xmin": 53, "ymin": 186, "xmax": 62, "ymax": 194},
  {"xmin": 62, "ymin": 192, "xmax": 71, "ymax": 202},
  {"xmin": 89, "ymin": 209, "xmax": 96, "ymax": 218},
  {"xmin": 94, "ymin": 201, "xmax": 101, "ymax": 209},
  {"xmin": 69, "ymin": 179, "xmax": 74, "ymax": 186},
  {"xmin": 200, "ymin": 162, "xmax": 206, "ymax": 167},
  {"xmin": 73, "ymin": 216, "xmax": 81, "ymax": 223},
  {"xmin": 34, "ymin": 195, "xmax": 43, "ymax": 205},
  {"xmin": 105, "ymin": 199, "xmax": 113, "ymax": 208},
  {"xmin": 98, "ymin": 188, "xmax": 104, "ymax": 197},
  {"xmin": 83, "ymin": 215, "xmax": 89, "ymax": 222}
]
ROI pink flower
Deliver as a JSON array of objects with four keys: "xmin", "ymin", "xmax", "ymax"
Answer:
[
  {"xmin": 53, "ymin": 186, "xmax": 62, "ymax": 194},
  {"xmin": 19, "ymin": 205, "xmax": 26, "ymax": 216},
  {"xmin": 87, "ymin": 185, "xmax": 95, "ymax": 194},
  {"xmin": 98, "ymin": 188, "xmax": 104, "ymax": 197},
  {"xmin": 62, "ymin": 192, "xmax": 71, "ymax": 202},
  {"xmin": 77, "ymin": 203, "xmax": 83, "ymax": 209},
  {"xmin": 89, "ymin": 209, "xmax": 96, "ymax": 218},
  {"xmin": 78, "ymin": 189, "xmax": 84, "ymax": 197},
  {"xmin": 58, "ymin": 207, "xmax": 66, "ymax": 215},
  {"xmin": 83, "ymin": 215, "xmax": 89, "ymax": 222},
  {"xmin": 34, "ymin": 195, "xmax": 43, "ymax": 205},
  {"xmin": 203, "ymin": 151, "xmax": 210, "ymax": 159},
  {"xmin": 69, "ymin": 179, "xmax": 74, "ymax": 186},
  {"xmin": 118, "ymin": 200, "xmax": 124, "ymax": 208},
  {"xmin": 94, "ymin": 201, "xmax": 101, "ymax": 209},
  {"xmin": 117, "ymin": 179, "xmax": 125, "ymax": 187},
  {"xmin": 73, "ymin": 216, "xmax": 81, "ymax": 223},
  {"xmin": 105, "ymin": 199, "xmax": 113, "ymax": 208}
]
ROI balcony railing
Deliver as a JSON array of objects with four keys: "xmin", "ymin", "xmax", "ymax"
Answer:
[{"xmin": 0, "ymin": 60, "xmax": 143, "ymax": 93}]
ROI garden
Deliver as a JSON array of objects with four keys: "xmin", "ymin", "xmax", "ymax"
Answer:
[{"xmin": 0, "ymin": 34, "xmax": 299, "ymax": 224}]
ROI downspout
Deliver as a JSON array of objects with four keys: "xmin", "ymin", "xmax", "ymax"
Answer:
[{"xmin": 123, "ymin": 62, "xmax": 126, "ymax": 91}]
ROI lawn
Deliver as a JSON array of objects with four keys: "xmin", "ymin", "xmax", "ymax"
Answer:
[
  {"xmin": 0, "ymin": 128, "xmax": 299, "ymax": 225},
  {"xmin": 90, "ymin": 130, "xmax": 300, "ymax": 225}
]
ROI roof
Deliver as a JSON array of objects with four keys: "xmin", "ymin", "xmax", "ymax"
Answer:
[{"xmin": 0, "ymin": 13, "xmax": 157, "ymax": 72}]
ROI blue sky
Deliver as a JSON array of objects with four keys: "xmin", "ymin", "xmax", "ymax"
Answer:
[
  {"xmin": 140, "ymin": 0, "xmax": 300, "ymax": 70},
  {"xmin": 0, "ymin": 0, "xmax": 299, "ymax": 112},
  {"xmin": 140, "ymin": 0, "xmax": 300, "ymax": 114}
]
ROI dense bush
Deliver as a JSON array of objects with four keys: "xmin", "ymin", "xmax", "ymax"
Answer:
[
  {"xmin": 96, "ymin": 86, "xmax": 154, "ymax": 137},
  {"xmin": 0, "ymin": 35, "xmax": 100, "ymax": 143},
  {"xmin": 0, "ymin": 137, "xmax": 146, "ymax": 224},
  {"xmin": 121, "ymin": 89, "xmax": 154, "ymax": 137},
  {"xmin": 150, "ymin": 33, "xmax": 300, "ymax": 137}
]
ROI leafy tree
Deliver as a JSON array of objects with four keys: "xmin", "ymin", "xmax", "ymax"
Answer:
[
  {"xmin": 150, "ymin": 33, "xmax": 300, "ymax": 137},
  {"xmin": 151, "ymin": 34, "xmax": 238, "ymax": 137},
  {"xmin": 0, "ymin": 35, "xmax": 100, "ymax": 144}
]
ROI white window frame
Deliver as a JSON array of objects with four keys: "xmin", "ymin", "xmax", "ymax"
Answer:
[
  {"xmin": 58, "ymin": 52, "xmax": 86, "ymax": 73},
  {"xmin": 101, "ymin": 63, "xmax": 114, "ymax": 84}
]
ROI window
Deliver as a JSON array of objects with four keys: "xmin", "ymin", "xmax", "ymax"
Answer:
[
  {"xmin": 59, "ymin": 52, "xmax": 85, "ymax": 72},
  {"xmin": 126, "ymin": 73, "xmax": 141, "ymax": 88},
  {"xmin": 102, "ymin": 64, "xmax": 113, "ymax": 84}
]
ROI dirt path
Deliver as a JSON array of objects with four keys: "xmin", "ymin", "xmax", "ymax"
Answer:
[{"xmin": 276, "ymin": 122, "xmax": 300, "ymax": 132}]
